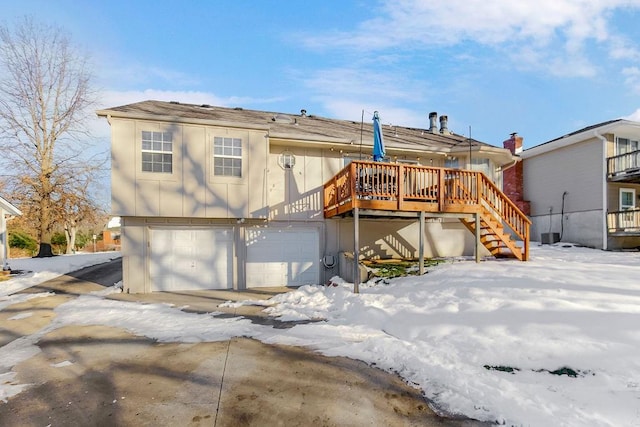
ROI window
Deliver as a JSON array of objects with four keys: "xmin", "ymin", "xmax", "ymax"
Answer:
[
  {"xmin": 620, "ymin": 188, "xmax": 636, "ymax": 210},
  {"xmin": 343, "ymin": 155, "xmax": 365, "ymax": 167},
  {"xmin": 471, "ymin": 158, "xmax": 491, "ymax": 177},
  {"xmin": 616, "ymin": 138, "xmax": 639, "ymax": 155},
  {"xmin": 214, "ymin": 137, "xmax": 242, "ymax": 177},
  {"xmin": 397, "ymin": 158, "xmax": 419, "ymax": 165},
  {"xmin": 141, "ymin": 131, "xmax": 172, "ymax": 173},
  {"xmin": 444, "ymin": 157, "xmax": 459, "ymax": 169}
]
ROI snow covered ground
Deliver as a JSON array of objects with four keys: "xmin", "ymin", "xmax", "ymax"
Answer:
[
  {"xmin": 0, "ymin": 245, "xmax": 639, "ymax": 426},
  {"xmin": 0, "ymin": 252, "xmax": 121, "ymax": 297}
]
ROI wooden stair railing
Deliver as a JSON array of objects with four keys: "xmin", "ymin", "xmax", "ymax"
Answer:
[
  {"xmin": 322, "ymin": 162, "xmax": 531, "ymax": 261},
  {"xmin": 459, "ymin": 173, "xmax": 531, "ymax": 261}
]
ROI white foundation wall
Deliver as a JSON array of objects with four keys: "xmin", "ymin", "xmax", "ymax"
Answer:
[
  {"xmin": 529, "ymin": 210, "xmax": 604, "ymax": 248},
  {"xmin": 335, "ymin": 217, "xmax": 490, "ymax": 259}
]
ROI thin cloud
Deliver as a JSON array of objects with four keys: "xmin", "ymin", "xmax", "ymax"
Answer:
[
  {"xmin": 301, "ymin": 0, "xmax": 640, "ymax": 78},
  {"xmin": 301, "ymin": 67, "xmax": 425, "ymax": 102},
  {"xmin": 97, "ymin": 90, "xmax": 287, "ymax": 111},
  {"xmin": 97, "ymin": 61, "xmax": 201, "ymax": 88},
  {"xmin": 624, "ymin": 107, "xmax": 640, "ymax": 121},
  {"xmin": 622, "ymin": 67, "xmax": 640, "ymax": 93}
]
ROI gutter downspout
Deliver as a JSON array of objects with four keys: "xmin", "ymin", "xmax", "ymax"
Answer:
[
  {"xmin": 594, "ymin": 129, "xmax": 608, "ymax": 250},
  {"xmin": 499, "ymin": 157, "xmax": 519, "ymax": 172}
]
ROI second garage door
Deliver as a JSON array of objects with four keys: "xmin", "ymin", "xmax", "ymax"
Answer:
[
  {"xmin": 149, "ymin": 227, "xmax": 233, "ymax": 291},
  {"xmin": 246, "ymin": 228, "xmax": 319, "ymax": 287}
]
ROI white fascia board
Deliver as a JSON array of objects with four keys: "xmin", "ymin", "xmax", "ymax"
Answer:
[
  {"xmin": 522, "ymin": 120, "xmax": 640, "ymax": 159},
  {"xmin": 0, "ymin": 196, "xmax": 21, "ymax": 216},
  {"xmin": 95, "ymin": 110, "xmax": 270, "ymax": 131}
]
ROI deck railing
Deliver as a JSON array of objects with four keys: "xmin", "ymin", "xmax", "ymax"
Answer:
[
  {"xmin": 607, "ymin": 209, "xmax": 640, "ymax": 234},
  {"xmin": 323, "ymin": 160, "xmax": 530, "ymax": 246},
  {"xmin": 607, "ymin": 150, "xmax": 640, "ymax": 177}
]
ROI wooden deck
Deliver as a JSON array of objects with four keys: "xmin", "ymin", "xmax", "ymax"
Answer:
[{"xmin": 323, "ymin": 161, "xmax": 531, "ymax": 261}]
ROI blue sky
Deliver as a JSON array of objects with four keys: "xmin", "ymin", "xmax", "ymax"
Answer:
[{"xmin": 6, "ymin": 0, "xmax": 640, "ymax": 149}]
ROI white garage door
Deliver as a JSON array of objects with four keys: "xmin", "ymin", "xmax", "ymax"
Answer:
[
  {"xmin": 246, "ymin": 228, "xmax": 319, "ymax": 287},
  {"xmin": 150, "ymin": 228, "xmax": 233, "ymax": 291}
]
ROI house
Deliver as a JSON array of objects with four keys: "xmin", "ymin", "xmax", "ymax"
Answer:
[
  {"xmin": 97, "ymin": 101, "xmax": 526, "ymax": 293},
  {"xmin": 0, "ymin": 195, "xmax": 22, "ymax": 270},
  {"xmin": 100, "ymin": 216, "xmax": 121, "ymax": 251},
  {"xmin": 517, "ymin": 119, "xmax": 640, "ymax": 250}
]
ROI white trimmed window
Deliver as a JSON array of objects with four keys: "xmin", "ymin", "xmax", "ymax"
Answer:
[
  {"xmin": 445, "ymin": 157, "xmax": 459, "ymax": 169},
  {"xmin": 620, "ymin": 188, "xmax": 636, "ymax": 210},
  {"xmin": 214, "ymin": 137, "xmax": 242, "ymax": 177},
  {"xmin": 471, "ymin": 157, "xmax": 491, "ymax": 177},
  {"xmin": 616, "ymin": 137, "xmax": 639, "ymax": 155},
  {"xmin": 142, "ymin": 131, "xmax": 173, "ymax": 173}
]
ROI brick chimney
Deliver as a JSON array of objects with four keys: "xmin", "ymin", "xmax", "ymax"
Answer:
[{"xmin": 502, "ymin": 133, "xmax": 530, "ymax": 215}]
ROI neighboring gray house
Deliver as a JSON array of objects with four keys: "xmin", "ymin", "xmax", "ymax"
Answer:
[
  {"xmin": 521, "ymin": 119, "xmax": 640, "ymax": 250},
  {"xmin": 98, "ymin": 101, "xmax": 523, "ymax": 293},
  {"xmin": 0, "ymin": 195, "xmax": 21, "ymax": 270}
]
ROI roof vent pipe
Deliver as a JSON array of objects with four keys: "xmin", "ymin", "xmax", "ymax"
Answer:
[
  {"xmin": 428, "ymin": 112, "xmax": 438, "ymax": 133},
  {"xmin": 439, "ymin": 115, "xmax": 450, "ymax": 135}
]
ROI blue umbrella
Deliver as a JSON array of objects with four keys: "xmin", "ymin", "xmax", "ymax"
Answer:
[{"xmin": 372, "ymin": 111, "xmax": 386, "ymax": 162}]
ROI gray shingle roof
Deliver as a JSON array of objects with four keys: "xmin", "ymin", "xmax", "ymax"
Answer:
[{"xmin": 98, "ymin": 100, "xmax": 498, "ymax": 153}]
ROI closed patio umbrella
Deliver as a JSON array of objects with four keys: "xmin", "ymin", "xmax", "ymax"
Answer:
[{"xmin": 372, "ymin": 111, "xmax": 385, "ymax": 162}]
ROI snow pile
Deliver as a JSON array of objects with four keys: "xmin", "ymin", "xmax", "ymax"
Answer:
[
  {"xmin": 259, "ymin": 245, "xmax": 640, "ymax": 426},
  {"xmin": 1, "ymin": 245, "xmax": 639, "ymax": 425},
  {"xmin": 0, "ymin": 252, "xmax": 121, "ymax": 297}
]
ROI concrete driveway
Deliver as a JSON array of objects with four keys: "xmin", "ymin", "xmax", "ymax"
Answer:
[{"xmin": 0, "ymin": 260, "xmax": 487, "ymax": 426}]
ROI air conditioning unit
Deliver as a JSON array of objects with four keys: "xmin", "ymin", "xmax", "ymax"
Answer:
[{"xmin": 541, "ymin": 232, "xmax": 560, "ymax": 244}]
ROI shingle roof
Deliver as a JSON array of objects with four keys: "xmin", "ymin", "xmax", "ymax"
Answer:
[
  {"xmin": 98, "ymin": 100, "xmax": 498, "ymax": 153},
  {"xmin": 539, "ymin": 119, "xmax": 622, "ymax": 146}
]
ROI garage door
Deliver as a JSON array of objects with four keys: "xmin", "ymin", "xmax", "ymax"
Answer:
[
  {"xmin": 246, "ymin": 228, "xmax": 319, "ymax": 287},
  {"xmin": 149, "ymin": 228, "xmax": 233, "ymax": 291}
]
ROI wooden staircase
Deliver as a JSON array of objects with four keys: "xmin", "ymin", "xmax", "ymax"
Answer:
[
  {"xmin": 323, "ymin": 161, "xmax": 531, "ymax": 261},
  {"xmin": 460, "ymin": 206, "xmax": 525, "ymax": 260}
]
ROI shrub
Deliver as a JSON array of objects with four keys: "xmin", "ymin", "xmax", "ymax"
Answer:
[{"xmin": 8, "ymin": 231, "xmax": 38, "ymax": 252}]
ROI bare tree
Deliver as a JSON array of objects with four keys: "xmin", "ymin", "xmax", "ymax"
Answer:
[
  {"xmin": 0, "ymin": 17, "xmax": 98, "ymax": 257},
  {"xmin": 56, "ymin": 171, "xmax": 105, "ymax": 254}
]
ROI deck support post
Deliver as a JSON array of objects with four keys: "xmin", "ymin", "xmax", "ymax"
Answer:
[
  {"xmin": 475, "ymin": 212, "xmax": 481, "ymax": 263},
  {"xmin": 353, "ymin": 207, "xmax": 360, "ymax": 293},
  {"xmin": 419, "ymin": 211, "xmax": 425, "ymax": 275}
]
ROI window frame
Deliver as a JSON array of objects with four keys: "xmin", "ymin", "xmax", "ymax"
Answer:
[
  {"xmin": 620, "ymin": 188, "xmax": 636, "ymax": 211},
  {"xmin": 616, "ymin": 137, "xmax": 639, "ymax": 155},
  {"xmin": 444, "ymin": 157, "xmax": 459, "ymax": 169},
  {"xmin": 213, "ymin": 136, "xmax": 243, "ymax": 178},
  {"xmin": 141, "ymin": 131, "xmax": 173, "ymax": 174},
  {"xmin": 470, "ymin": 157, "xmax": 491, "ymax": 178}
]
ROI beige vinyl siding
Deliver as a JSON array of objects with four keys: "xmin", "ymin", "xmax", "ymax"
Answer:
[
  {"xmin": 111, "ymin": 120, "xmax": 136, "ymax": 216},
  {"xmin": 608, "ymin": 183, "xmax": 640, "ymax": 211},
  {"xmin": 182, "ymin": 125, "xmax": 207, "ymax": 217},
  {"xmin": 110, "ymin": 118, "xmax": 268, "ymax": 219},
  {"xmin": 266, "ymin": 146, "xmax": 334, "ymax": 221}
]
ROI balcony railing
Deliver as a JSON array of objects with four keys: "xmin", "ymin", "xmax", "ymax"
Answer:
[
  {"xmin": 607, "ymin": 209, "xmax": 640, "ymax": 234},
  {"xmin": 323, "ymin": 161, "xmax": 530, "ymax": 246},
  {"xmin": 607, "ymin": 150, "xmax": 640, "ymax": 179}
]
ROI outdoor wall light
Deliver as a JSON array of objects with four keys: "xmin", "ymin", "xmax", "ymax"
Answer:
[{"xmin": 278, "ymin": 151, "xmax": 296, "ymax": 169}]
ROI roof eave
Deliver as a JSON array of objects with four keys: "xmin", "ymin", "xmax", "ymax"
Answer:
[
  {"xmin": 522, "ymin": 120, "xmax": 640, "ymax": 159},
  {"xmin": 0, "ymin": 196, "xmax": 21, "ymax": 216},
  {"xmin": 96, "ymin": 109, "xmax": 271, "ymax": 131}
]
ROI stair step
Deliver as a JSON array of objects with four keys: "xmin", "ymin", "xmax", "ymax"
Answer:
[{"xmin": 458, "ymin": 210, "xmax": 525, "ymax": 261}]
